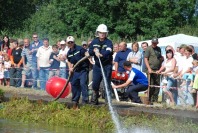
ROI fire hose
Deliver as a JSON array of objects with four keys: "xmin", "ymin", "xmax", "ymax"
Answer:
[{"xmin": 54, "ymin": 55, "xmax": 90, "ymax": 101}]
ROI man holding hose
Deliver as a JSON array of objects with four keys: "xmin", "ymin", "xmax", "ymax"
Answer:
[
  {"xmin": 86, "ymin": 24, "xmax": 113, "ymax": 105},
  {"xmin": 67, "ymin": 36, "xmax": 90, "ymax": 109}
]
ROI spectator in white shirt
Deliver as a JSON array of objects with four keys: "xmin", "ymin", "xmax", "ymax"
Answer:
[
  {"xmin": 36, "ymin": 38, "xmax": 52, "ymax": 90},
  {"xmin": 58, "ymin": 40, "xmax": 69, "ymax": 79}
]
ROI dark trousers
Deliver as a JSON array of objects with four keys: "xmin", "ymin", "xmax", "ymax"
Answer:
[
  {"xmin": 126, "ymin": 84, "xmax": 148, "ymax": 103},
  {"xmin": 149, "ymin": 73, "xmax": 160, "ymax": 102},
  {"xmin": 71, "ymin": 70, "xmax": 89, "ymax": 103},
  {"xmin": 10, "ymin": 68, "xmax": 22, "ymax": 87},
  {"xmin": 92, "ymin": 64, "xmax": 112, "ymax": 99}
]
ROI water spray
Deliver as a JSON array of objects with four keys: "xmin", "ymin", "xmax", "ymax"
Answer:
[{"xmin": 96, "ymin": 50, "xmax": 122, "ymax": 133}]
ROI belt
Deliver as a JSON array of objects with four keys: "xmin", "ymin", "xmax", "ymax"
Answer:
[{"xmin": 50, "ymin": 69, "xmax": 59, "ymax": 71}]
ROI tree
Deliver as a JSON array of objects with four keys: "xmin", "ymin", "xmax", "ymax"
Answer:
[
  {"xmin": 22, "ymin": 0, "xmax": 197, "ymax": 40},
  {"xmin": 0, "ymin": 0, "xmax": 50, "ymax": 34}
]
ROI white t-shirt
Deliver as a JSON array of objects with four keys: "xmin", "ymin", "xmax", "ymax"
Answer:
[
  {"xmin": 112, "ymin": 52, "xmax": 117, "ymax": 70},
  {"xmin": 126, "ymin": 51, "xmax": 141, "ymax": 70},
  {"xmin": 181, "ymin": 56, "xmax": 193, "ymax": 74},
  {"xmin": 0, "ymin": 55, "xmax": 4, "ymax": 63},
  {"xmin": 0, "ymin": 71, "xmax": 4, "ymax": 79},
  {"xmin": 36, "ymin": 46, "xmax": 52, "ymax": 67},
  {"xmin": 174, "ymin": 52, "xmax": 180, "ymax": 66},
  {"xmin": 176, "ymin": 54, "xmax": 186, "ymax": 72},
  {"xmin": 4, "ymin": 61, "xmax": 11, "ymax": 71},
  {"xmin": 0, "ymin": 65, "xmax": 4, "ymax": 79},
  {"xmin": 58, "ymin": 47, "xmax": 69, "ymax": 67},
  {"xmin": 128, "ymin": 71, "xmax": 135, "ymax": 81}
]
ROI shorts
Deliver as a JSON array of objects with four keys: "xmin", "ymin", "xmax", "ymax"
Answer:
[
  {"xmin": 4, "ymin": 71, "xmax": 10, "ymax": 79},
  {"xmin": 22, "ymin": 63, "xmax": 32, "ymax": 76}
]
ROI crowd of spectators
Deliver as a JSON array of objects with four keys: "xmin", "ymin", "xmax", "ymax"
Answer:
[
  {"xmin": 0, "ymin": 33, "xmax": 198, "ymax": 107},
  {"xmin": 113, "ymin": 38, "xmax": 198, "ymax": 106}
]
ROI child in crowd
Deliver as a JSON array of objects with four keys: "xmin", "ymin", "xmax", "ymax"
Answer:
[
  {"xmin": 180, "ymin": 60, "xmax": 198, "ymax": 87},
  {"xmin": 3, "ymin": 54, "xmax": 11, "ymax": 86},
  {"xmin": 49, "ymin": 45, "xmax": 60, "ymax": 79},
  {"xmin": 0, "ymin": 52, "xmax": 4, "ymax": 63},
  {"xmin": 193, "ymin": 69, "xmax": 198, "ymax": 108},
  {"xmin": 0, "ymin": 61, "xmax": 4, "ymax": 85}
]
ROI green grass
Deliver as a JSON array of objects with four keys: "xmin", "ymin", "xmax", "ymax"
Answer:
[
  {"xmin": 0, "ymin": 89, "xmax": 4, "ymax": 96},
  {"xmin": 0, "ymin": 97, "xmax": 198, "ymax": 133}
]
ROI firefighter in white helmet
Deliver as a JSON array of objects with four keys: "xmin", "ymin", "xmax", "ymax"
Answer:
[{"xmin": 86, "ymin": 24, "xmax": 113, "ymax": 105}]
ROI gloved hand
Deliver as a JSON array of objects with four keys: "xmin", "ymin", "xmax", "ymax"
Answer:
[
  {"xmin": 93, "ymin": 48, "xmax": 99, "ymax": 53},
  {"xmin": 85, "ymin": 51, "xmax": 90, "ymax": 57},
  {"xmin": 94, "ymin": 48, "xmax": 102, "ymax": 57}
]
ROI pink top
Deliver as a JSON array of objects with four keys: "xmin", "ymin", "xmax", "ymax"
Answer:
[{"xmin": 164, "ymin": 58, "xmax": 174, "ymax": 75}]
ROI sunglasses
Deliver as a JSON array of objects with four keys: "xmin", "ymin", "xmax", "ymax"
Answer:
[
  {"xmin": 33, "ymin": 37, "xmax": 38, "ymax": 38},
  {"xmin": 68, "ymin": 41, "xmax": 74, "ymax": 44}
]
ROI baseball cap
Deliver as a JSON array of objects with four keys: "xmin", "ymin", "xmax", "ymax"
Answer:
[
  {"xmin": 60, "ymin": 40, "xmax": 66, "ymax": 45},
  {"xmin": 19, "ymin": 41, "xmax": 24, "ymax": 46},
  {"xmin": 66, "ymin": 36, "xmax": 75, "ymax": 42},
  {"xmin": 81, "ymin": 41, "xmax": 87, "ymax": 45},
  {"xmin": 151, "ymin": 38, "xmax": 158, "ymax": 43},
  {"xmin": 179, "ymin": 44, "xmax": 187, "ymax": 49}
]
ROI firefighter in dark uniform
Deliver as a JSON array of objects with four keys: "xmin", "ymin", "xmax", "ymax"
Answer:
[
  {"xmin": 86, "ymin": 24, "xmax": 113, "ymax": 105},
  {"xmin": 67, "ymin": 36, "xmax": 89, "ymax": 109}
]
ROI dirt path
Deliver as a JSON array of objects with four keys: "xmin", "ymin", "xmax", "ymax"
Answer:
[{"xmin": 1, "ymin": 86, "xmax": 198, "ymax": 122}]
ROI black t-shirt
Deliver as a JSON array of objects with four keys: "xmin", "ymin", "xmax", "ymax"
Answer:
[
  {"xmin": 12, "ymin": 47, "xmax": 22, "ymax": 64},
  {"xmin": 192, "ymin": 53, "xmax": 198, "ymax": 60}
]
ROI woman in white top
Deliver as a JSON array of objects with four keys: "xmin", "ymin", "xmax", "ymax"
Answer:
[
  {"xmin": 127, "ymin": 42, "xmax": 141, "ymax": 70},
  {"xmin": 156, "ymin": 49, "xmax": 176, "ymax": 105}
]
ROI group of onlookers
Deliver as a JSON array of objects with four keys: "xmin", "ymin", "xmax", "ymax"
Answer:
[
  {"xmin": 113, "ymin": 38, "xmax": 198, "ymax": 106},
  {"xmin": 0, "ymin": 34, "xmax": 71, "ymax": 90},
  {"xmin": 1, "ymin": 30, "xmax": 198, "ymax": 107}
]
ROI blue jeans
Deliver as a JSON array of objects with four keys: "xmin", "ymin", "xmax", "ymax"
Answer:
[
  {"xmin": 4, "ymin": 70, "xmax": 10, "ymax": 79},
  {"xmin": 10, "ymin": 68, "xmax": 22, "ymax": 87},
  {"xmin": 59, "ymin": 67, "xmax": 67, "ymax": 79},
  {"xmin": 66, "ymin": 64, "xmax": 69, "ymax": 79},
  {"xmin": 31, "ymin": 62, "xmax": 39, "ymax": 88},
  {"xmin": 161, "ymin": 76, "xmax": 178, "ymax": 104},
  {"xmin": 177, "ymin": 80, "xmax": 194, "ymax": 105},
  {"xmin": 182, "ymin": 73, "xmax": 195, "ymax": 81},
  {"xmin": 39, "ymin": 67, "xmax": 49, "ymax": 90},
  {"xmin": 167, "ymin": 76, "xmax": 178, "ymax": 104}
]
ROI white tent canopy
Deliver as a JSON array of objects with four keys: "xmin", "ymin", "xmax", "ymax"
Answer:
[{"xmin": 127, "ymin": 34, "xmax": 198, "ymax": 54}]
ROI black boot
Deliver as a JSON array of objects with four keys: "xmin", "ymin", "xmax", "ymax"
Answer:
[{"xmin": 91, "ymin": 91, "xmax": 99, "ymax": 105}]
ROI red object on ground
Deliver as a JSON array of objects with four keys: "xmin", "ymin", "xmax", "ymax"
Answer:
[
  {"xmin": 46, "ymin": 76, "xmax": 71, "ymax": 98},
  {"xmin": 112, "ymin": 71, "xmax": 128, "ymax": 81},
  {"xmin": 120, "ymin": 72, "xmax": 128, "ymax": 81}
]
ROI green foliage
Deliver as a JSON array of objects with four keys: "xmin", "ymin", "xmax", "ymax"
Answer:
[
  {"xmin": 0, "ymin": 89, "xmax": 4, "ymax": 96},
  {"xmin": 0, "ymin": 98, "xmax": 114, "ymax": 131},
  {"xmin": 0, "ymin": 0, "xmax": 197, "ymax": 42},
  {"xmin": 23, "ymin": 0, "xmax": 196, "ymax": 41},
  {"xmin": 0, "ymin": 0, "xmax": 49, "ymax": 31},
  {"xmin": 0, "ymin": 98, "xmax": 198, "ymax": 132}
]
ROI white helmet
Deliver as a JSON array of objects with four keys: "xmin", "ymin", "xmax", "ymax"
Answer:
[{"xmin": 96, "ymin": 24, "xmax": 108, "ymax": 33}]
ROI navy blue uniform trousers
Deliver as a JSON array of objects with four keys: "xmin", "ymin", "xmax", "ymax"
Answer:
[
  {"xmin": 71, "ymin": 69, "xmax": 89, "ymax": 103},
  {"xmin": 126, "ymin": 84, "xmax": 148, "ymax": 103},
  {"xmin": 92, "ymin": 64, "xmax": 112, "ymax": 97}
]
